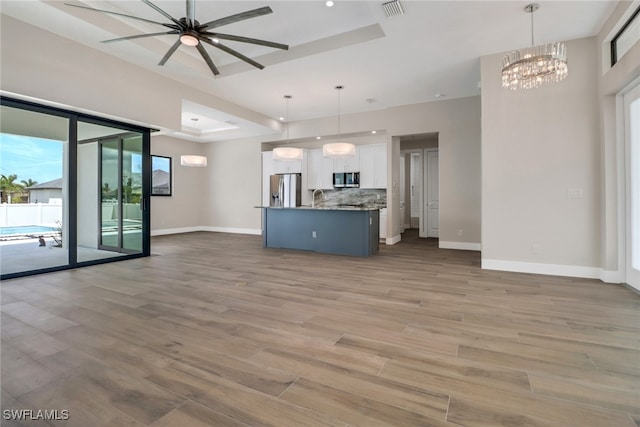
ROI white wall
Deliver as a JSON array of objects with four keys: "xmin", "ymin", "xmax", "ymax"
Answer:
[
  {"xmin": 481, "ymin": 37, "xmax": 601, "ymax": 277},
  {"xmin": 150, "ymin": 136, "xmax": 207, "ymax": 235},
  {"xmin": 202, "ymin": 137, "xmax": 264, "ymax": 235}
]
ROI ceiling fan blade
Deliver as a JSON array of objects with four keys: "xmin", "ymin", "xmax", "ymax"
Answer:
[
  {"xmin": 196, "ymin": 44, "xmax": 220, "ymax": 76},
  {"xmin": 186, "ymin": 0, "xmax": 196, "ymax": 27},
  {"xmin": 199, "ymin": 6, "xmax": 273, "ymax": 30},
  {"xmin": 65, "ymin": 3, "xmax": 174, "ymax": 28},
  {"xmin": 141, "ymin": 0, "xmax": 184, "ymax": 28},
  {"xmin": 158, "ymin": 40, "xmax": 182, "ymax": 66},
  {"xmin": 203, "ymin": 32, "xmax": 288, "ymax": 50},
  {"xmin": 103, "ymin": 30, "xmax": 179, "ymax": 43},
  {"xmin": 201, "ymin": 38, "xmax": 264, "ymax": 70}
]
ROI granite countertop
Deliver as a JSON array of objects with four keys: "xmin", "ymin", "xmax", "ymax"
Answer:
[{"xmin": 256, "ymin": 205, "xmax": 381, "ymax": 211}]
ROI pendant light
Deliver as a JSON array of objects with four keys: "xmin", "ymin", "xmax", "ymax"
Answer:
[
  {"xmin": 501, "ymin": 3, "xmax": 568, "ymax": 90},
  {"xmin": 323, "ymin": 85, "xmax": 356, "ymax": 158},
  {"xmin": 273, "ymin": 95, "xmax": 303, "ymax": 161}
]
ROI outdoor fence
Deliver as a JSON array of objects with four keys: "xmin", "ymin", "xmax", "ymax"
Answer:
[{"xmin": 0, "ymin": 203, "xmax": 62, "ymax": 227}]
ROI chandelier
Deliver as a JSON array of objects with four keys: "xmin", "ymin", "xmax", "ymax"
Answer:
[
  {"xmin": 501, "ymin": 3, "xmax": 568, "ymax": 90},
  {"xmin": 323, "ymin": 85, "xmax": 356, "ymax": 159},
  {"xmin": 273, "ymin": 95, "xmax": 303, "ymax": 161}
]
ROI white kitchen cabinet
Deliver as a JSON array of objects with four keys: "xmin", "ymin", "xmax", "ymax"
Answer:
[
  {"xmin": 306, "ymin": 149, "xmax": 334, "ymax": 190},
  {"xmin": 379, "ymin": 207, "xmax": 387, "ymax": 240},
  {"xmin": 262, "ymin": 151, "xmax": 275, "ymax": 206},
  {"xmin": 273, "ymin": 157, "xmax": 302, "ymax": 174},
  {"xmin": 358, "ymin": 144, "xmax": 387, "ymax": 189},
  {"xmin": 333, "ymin": 151, "xmax": 359, "ymax": 173}
]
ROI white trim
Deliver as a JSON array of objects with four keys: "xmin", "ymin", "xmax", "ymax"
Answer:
[
  {"xmin": 440, "ymin": 241, "xmax": 481, "ymax": 251},
  {"xmin": 202, "ymin": 226, "xmax": 262, "ymax": 236},
  {"xmin": 386, "ymin": 234, "xmax": 401, "ymax": 245},
  {"xmin": 600, "ymin": 269, "xmax": 625, "ymax": 284},
  {"xmin": 482, "ymin": 259, "xmax": 600, "ymax": 279},
  {"xmin": 151, "ymin": 226, "xmax": 203, "ymax": 236}
]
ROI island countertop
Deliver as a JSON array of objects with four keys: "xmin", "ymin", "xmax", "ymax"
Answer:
[{"xmin": 255, "ymin": 205, "xmax": 382, "ymax": 211}]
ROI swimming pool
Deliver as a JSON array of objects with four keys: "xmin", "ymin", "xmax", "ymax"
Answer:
[{"xmin": 0, "ymin": 225, "xmax": 57, "ymax": 236}]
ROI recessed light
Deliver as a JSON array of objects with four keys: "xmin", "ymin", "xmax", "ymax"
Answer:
[
  {"xmin": 279, "ymin": 117, "xmax": 285, "ymax": 121},
  {"xmin": 316, "ymin": 136, "xmax": 322, "ymax": 140},
  {"xmin": 326, "ymin": 1, "xmax": 334, "ymax": 7},
  {"xmin": 435, "ymin": 93, "xmax": 446, "ymax": 99},
  {"xmin": 371, "ymin": 130, "xmax": 377, "ymax": 134},
  {"xmin": 366, "ymin": 98, "xmax": 377, "ymax": 103}
]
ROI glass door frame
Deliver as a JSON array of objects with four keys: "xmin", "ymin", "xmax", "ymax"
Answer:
[
  {"xmin": 98, "ymin": 133, "xmax": 145, "ymax": 255},
  {"xmin": 0, "ymin": 96, "xmax": 151, "ymax": 280}
]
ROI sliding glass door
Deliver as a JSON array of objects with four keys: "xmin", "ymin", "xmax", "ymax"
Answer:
[
  {"xmin": 1, "ymin": 96, "xmax": 151, "ymax": 279},
  {"xmin": 99, "ymin": 134, "xmax": 143, "ymax": 254}
]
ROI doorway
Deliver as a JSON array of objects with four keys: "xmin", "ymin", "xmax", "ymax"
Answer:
[{"xmin": 400, "ymin": 133, "xmax": 439, "ymax": 239}]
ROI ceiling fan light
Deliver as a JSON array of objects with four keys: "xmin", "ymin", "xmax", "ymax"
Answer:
[{"xmin": 180, "ymin": 32, "xmax": 199, "ymax": 46}]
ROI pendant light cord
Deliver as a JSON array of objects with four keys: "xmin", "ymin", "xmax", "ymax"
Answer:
[
  {"xmin": 284, "ymin": 95, "xmax": 292, "ymax": 144},
  {"xmin": 335, "ymin": 85, "xmax": 344, "ymax": 138}
]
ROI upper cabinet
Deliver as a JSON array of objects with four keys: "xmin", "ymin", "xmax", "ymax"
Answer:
[
  {"xmin": 333, "ymin": 151, "xmax": 360, "ymax": 173},
  {"xmin": 358, "ymin": 144, "xmax": 387, "ymax": 189},
  {"xmin": 273, "ymin": 157, "xmax": 302, "ymax": 174},
  {"xmin": 306, "ymin": 149, "xmax": 334, "ymax": 190}
]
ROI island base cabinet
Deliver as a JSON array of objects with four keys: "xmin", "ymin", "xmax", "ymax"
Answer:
[{"xmin": 262, "ymin": 208, "xmax": 379, "ymax": 256}]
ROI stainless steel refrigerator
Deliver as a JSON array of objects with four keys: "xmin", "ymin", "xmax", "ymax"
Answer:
[{"xmin": 270, "ymin": 173, "xmax": 301, "ymax": 207}]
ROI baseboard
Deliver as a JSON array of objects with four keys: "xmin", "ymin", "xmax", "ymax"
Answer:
[
  {"xmin": 482, "ymin": 258, "xmax": 601, "ymax": 279},
  {"xmin": 152, "ymin": 226, "xmax": 262, "ymax": 237},
  {"xmin": 151, "ymin": 226, "xmax": 203, "ymax": 236},
  {"xmin": 599, "ymin": 269, "xmax": 624, "ymax": 284},
  {"xmin": 386, "ymin": 234, "xmax": 401, "ymax": 245},
  {"xmin": 440, "ymin": 241, "xmax": 481, "ymax": 251},
  {"xmin": 201, "ymin": 226, "xmax": 262, "ymax": 236}
]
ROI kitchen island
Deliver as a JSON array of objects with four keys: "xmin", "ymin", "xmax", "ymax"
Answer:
[{"xmin": 259, "ymin": 206, "xmax": 379, "ymax": 257}]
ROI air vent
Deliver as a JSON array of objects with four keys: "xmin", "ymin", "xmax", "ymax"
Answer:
[{"xmin": 382, "ymin": 0, "xmax": 404, "ymax": 17}]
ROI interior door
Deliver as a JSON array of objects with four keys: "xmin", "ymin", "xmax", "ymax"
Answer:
[
  {"xmin": 425, "ymin": 149, "xmax": 440, "ymax": 238},
  {"xmin": 99, "ymin": 134, "xmax": 143, "ymax": 254},
  {"xmin": 624, "ymin": 84, "xmax": 640, "ymax": 289}
]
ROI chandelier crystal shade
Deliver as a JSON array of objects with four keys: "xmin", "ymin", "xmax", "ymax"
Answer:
[
  {"xmin": 501, "ymin": 4, "xmax": 568, "ymax": 91},
  {"xmin": 323, "ymin": 85, "xmax": 356, "ymax": 159},
  {"xmin": 273, "ymin": 95, "xmax": 303, "ymax": 161}
]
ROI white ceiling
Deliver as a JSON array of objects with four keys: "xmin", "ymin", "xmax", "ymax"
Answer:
[{"xmin": 1, "ymin": 0, "xmax": 618, "ymax": 141}]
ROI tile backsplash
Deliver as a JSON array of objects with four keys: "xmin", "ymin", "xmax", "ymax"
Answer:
[{"xmin": 313, "ymin": 188, "xmax": 386, "ymax": 208}]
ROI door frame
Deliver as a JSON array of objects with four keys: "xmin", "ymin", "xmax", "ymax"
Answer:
[
  {"xmin": 423, "ymin": 148, "xmax": 439, "ymax": 238},
  {"xmin": 623, "ymin": 82, "xmax": 640, "ymax": 289}
]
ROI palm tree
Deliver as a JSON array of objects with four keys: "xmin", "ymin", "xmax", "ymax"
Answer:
[
  {"xmin": 20, "ymin": 178, "xmax": 38, "ymax": 188},
  {"xmin": 0, "ymin": 174, "xmax": 24, "ymax": 203}
]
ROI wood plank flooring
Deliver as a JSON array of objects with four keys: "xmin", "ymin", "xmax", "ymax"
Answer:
[{"xmin": 1, "ymin": 230, "xmax": 639, "ymax": 426}]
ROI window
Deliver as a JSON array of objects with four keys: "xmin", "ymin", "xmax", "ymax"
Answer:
[
  {"xmin": 611, "ymin": 5, "xmax": 640, "ymax": 66},
  {"xmin": 151, "ymin": 155, "xmax": 172, "ymax": 196}
]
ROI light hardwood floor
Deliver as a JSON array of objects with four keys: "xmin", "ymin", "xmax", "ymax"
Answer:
[{"xmin": 1, "ymin": 230, "xmax": 639, "ymax": 426}]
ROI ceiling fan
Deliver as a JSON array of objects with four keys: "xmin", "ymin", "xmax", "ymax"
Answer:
[{"xmin": 65, "ymin": 0, "xmax": 289, "ymax": 76}]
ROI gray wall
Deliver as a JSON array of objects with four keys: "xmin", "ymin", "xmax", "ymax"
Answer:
[{"xmin": 481, "ymin": 37, "xmax": 601, "ymax": 273}]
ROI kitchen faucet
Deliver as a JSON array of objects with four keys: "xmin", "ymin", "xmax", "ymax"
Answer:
[{"xmin": 312, "ymin": 188, "xmax": 325, "ymax": 208}]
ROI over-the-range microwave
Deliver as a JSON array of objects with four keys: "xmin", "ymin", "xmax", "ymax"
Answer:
[{"xmin": 333, "ymin": 172, "xmax": 360, "ymax": 188}]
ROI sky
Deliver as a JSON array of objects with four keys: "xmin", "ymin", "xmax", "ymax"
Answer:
[{"xmin": 0, "ymin": 134, "xmax": 63, "ymax": 185}]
